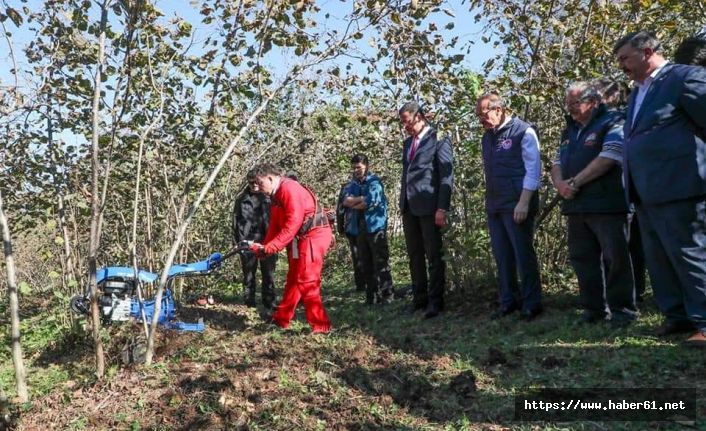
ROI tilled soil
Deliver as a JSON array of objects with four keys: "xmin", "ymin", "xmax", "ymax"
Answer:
[{"xmin": 15, "ymin": 301, "xmax": 491, "ymax": 431}]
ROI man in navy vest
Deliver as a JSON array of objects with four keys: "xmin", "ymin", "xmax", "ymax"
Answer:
[
  {"xmin": 551, "ymin": 81, "xmax": 637, "ymax": 327},
  {"xmin": 614, "ymin": 31, "xmax": 706, "ymax": 345},
  {"xmin": 477, "ymin": 92, "xmax": 543, "ymax": 321},
  {"xmin": 398, "ymin": 102, "xmax": 453, "ymax": 319}
]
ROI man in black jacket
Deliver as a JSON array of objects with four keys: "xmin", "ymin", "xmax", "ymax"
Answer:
[{"xmin": 233, "ymin": 173, "xmax": 277, "ymax": 309}]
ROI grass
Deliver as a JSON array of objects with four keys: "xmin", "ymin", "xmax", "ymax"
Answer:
[{"xmin": 2, "ymin": 238, "xmax": 705, "ymax": 430}]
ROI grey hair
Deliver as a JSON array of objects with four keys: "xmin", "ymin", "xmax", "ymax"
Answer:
[
  {"xmin": 566, "ymin": 81, "xmax": 601, "ymax": 103},
  {"xmin": 613, "ymin": 30, "xmax": 663, "ymax": 54},
  {"xmin": 477, "ymin": 91, "xmax": 505, "ymax": 110}
]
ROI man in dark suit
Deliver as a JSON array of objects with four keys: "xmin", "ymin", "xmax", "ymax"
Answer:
[
  {"xmin": 477, "ymin": 92, "xmax": 543, "ymax": 321},
  {"xmin": 398, "ymin": 101, "xmax": 453, "ymax": 319},
  {"xmin": 614, "ymin": 31, "xmax": 706, "ymax": 345}
]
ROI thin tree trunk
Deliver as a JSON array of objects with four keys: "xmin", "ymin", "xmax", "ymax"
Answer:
[
  {"xmin": 130, "ymin": 133, "xmax": 150, "ymax": 339},
  {"xmin": 142, "ymin": 13, "xmax": 376, "ymax": 364},
  {"xmin": 144, "ymin": 85, "xmax": 287, "ymax": 365},
  {"xmin": 145, "ymin": 176, "xmax": 155, "ymax": 273},
  {"xmin": 129, "ymin": 44, "xmax": 166, "ymax": 338},
  {"xmin": 521, "ymin": 0, "xmax": 557, "ymax": 121},
  {"xmin": 87, "ymin": 0, "xmax": 111, "ymax": 378},
  {"xmin": 0, "ymin": 189, "xmax": 29, "ymax": 403},
  {"xmin": 47, "ymin": 103, "xmax": 77, "ymax": 296}
]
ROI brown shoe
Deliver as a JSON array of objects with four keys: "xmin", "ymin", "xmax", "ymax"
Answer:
[{"xmin": 685, "ymin": 332, "xmax": 706, "ymax": 347}]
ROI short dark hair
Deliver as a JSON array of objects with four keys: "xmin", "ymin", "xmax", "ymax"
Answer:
[
  {"xmin": 613, "ymin": 30, "xmax": 662, "ymax": 54},
  {"xmin": 398, "ymin": 101, "xmax": 425, "ymax": 119},
  {"xmin": 350, "ymin": 153, "xmax": 369, "ymax": 165},
  {"xmin": 674, "ymin": 36, "xmax": 706, "ymax": 67},
  {"xmin": 250, "ymin": 163, "xmax": 283, "ymax": 178}
]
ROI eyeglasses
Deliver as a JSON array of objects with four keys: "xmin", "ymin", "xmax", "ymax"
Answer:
[
  {"xmin": 565, "ymin": 98, "xmax": 590, "ymax": 109},
  {"xmin": 476, "ymin": 107, "xmax": 498, "ymax": 118}
]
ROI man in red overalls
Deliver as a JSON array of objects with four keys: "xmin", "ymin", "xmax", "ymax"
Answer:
[{"xmin": 248, "ymin": 163, "xmax": 332, "ymax": 333}]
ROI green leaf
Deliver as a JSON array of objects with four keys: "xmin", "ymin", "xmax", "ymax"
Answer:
[{"xmin": 18, "ymin": 282, "xmax": 31, "ymax": 295}]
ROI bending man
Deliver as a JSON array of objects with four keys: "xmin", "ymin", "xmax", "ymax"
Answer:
[{"xmin": 249, "ymin": 164, "xmax": 332, "ymax": 334}]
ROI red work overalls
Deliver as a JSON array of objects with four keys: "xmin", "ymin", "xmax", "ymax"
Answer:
[{"xmin": 262, "ymin": 178, "xmax": 332, "ymax": 333}]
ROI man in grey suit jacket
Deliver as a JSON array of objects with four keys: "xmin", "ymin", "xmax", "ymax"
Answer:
[
  {"xmin": 398, "ymin": 101, "xmax": 453, "ymax": 319},
  {"xmin": 614, "ymin": 31, "xmax": 706, "ymax": 345}
]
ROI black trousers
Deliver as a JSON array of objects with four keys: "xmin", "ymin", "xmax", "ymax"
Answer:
[
  {"xmin": 357, "ymin": 229, "xmax": 394, "ymax": 302},
  {"xmin": 346, "ymin": 234, "xmax": 366, "ymax": 291},
  {"xmin": 628, "ymin": 212, "xmax": 647, "ymax": 300},
  {"xmin": 567, "ymin": 213, "xmax": 636, "ymax": 319},
  {"xmin": 402, "ymin": 212, "xmax": 445, "ymax": 309},
  {"xmin": 240, "ymin": 253, "xmax": 277, "ymax": 307}
]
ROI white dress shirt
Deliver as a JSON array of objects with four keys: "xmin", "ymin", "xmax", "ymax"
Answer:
[{"xmin": 632, "ymin": 60, "xmax": 668, "ymax": 123}]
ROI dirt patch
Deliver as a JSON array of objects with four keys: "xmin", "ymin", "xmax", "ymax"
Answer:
[{"xmin": 15, "ymin": 300, "xmax": 481, "ymax": 430}]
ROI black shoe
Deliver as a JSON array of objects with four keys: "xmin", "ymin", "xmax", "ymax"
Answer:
[
  {"xmin": 580, "ymin": 311, "xmax": 606, "ymax": 324},
  {"xmin": 244, "ymin": 298, "xmax": 257, "ymax": 308},
  {"xmin": 520, "ymin": 307, "xmax": 543, "ymax": 321},
  {"xmin": 490, "ymin": 304, "xmax": 519, "ymax": 320},
  {"xmin": 423, "ymin": 305, "xmax": 441, "ymax": 319},
  {"xmin": 655, "ymin": 321, "xmax": 695, "ymax": 336}
]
